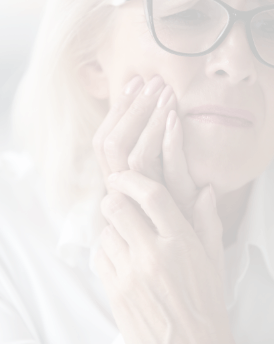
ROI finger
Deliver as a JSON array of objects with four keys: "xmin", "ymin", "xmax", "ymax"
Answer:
[
  {"xmin": 104, "ymin": 76, "xmax": 165, "ymax": 172},
  {"xmin": 107, "ymin": 171, "xmax": 192, "ymax": 238},
  {"xmin": 101, "ymin": 225, "xmax": 131, "ymax": 276},
  {"xmin": 101, "ymin": 188, "xmax": 158, "ymax": 233},
  {"xmin": 219, "ymin": 243, "xmax": 226, "ymax": 286},
  {"xmin": 163, "ymin": 110, "xmax": 197, "ymax": 219},
  {"xmin": 193, "ymin": 185, "xmax": 225, "ymax": 279},
  {"xmin": 93, "ymin": 76, "xmax": 144, "ymax": 180},
  {"xmin": 128, "ymin": 86, "xmax": 176, "ymax": 183},
  {"xmin": 101, "ymin": 192, "xmax": 156, "ymax": 250},
  {"xmin": 94, "ymin": 247, "xmax": 117, "ymax": 285}
]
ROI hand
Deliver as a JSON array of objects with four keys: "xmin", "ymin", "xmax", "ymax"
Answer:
[
  {"xmin": 92, "ymin": 76, "xmax": 225, "ymax": 281},
  {"xmin": 92, "ymin": 75, "xmax": 198, "ymax": 221},
  {"xmin": 95, "ymin": 171, "xmax": 234, "ymax": 344}
]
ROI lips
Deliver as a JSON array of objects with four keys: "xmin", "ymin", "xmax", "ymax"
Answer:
[{"xmin": 186, "ymin": 105, "xmax": 255, "ymax": 128}]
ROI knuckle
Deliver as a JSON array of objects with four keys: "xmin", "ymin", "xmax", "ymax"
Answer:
[
  {"xmin": 92, "ymin": 132, "xmax": 105, "ymax": 155},
  {"xmin": 103, "ymin": 135, "xmax": 118, "ymax": 156},
  {"xmin": 103, "ymin": 134, "xmax": 126, "ymax": 162},
  {"xmin": 141, "ymin": 251, "xmax": 160, "ymax": 275},
  {"xmin": 101, "ymin": 193, "xmax": 127, "ymax": 216},
  {"xmin": 128, "ymin": 152, "xmax": 146, "ymax": 172}
]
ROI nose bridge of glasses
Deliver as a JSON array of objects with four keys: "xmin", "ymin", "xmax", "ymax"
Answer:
[
  {"xmin": 208, "ymin": 3, "xmax": 274, "ymax": 71},
  {"xmin": 223, "ymin": 10, "xmax": 249, "ymax": 50},
  {"xmin": 229, "ymin": 7, "xmax": 254, "ymax": 24},
  {"xmin": 226, "ymin": 7, "xmax": 259, "ymax": 50}
]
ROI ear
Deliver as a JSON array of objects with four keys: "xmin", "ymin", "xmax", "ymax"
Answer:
[{"xmin": 79, "ymin": 60, "xmax": 110, "ymax": 100}]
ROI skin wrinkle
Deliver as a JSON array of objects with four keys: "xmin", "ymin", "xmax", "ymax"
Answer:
[{"xmin": 81, "ymin": 0, "xmax": 274, "ymax": 247}]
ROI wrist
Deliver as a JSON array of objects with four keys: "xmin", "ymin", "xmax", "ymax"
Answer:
[
  {"xmin": 208, "ymin": 315, "xmax": 236, "ymax": 344},
  {"xmin": 182, "ymin": 313, "xmax": 236, "ymax": 344}
]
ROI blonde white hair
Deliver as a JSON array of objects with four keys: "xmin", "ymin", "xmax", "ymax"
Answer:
[{"xmin": 12, "ymin": 0, "xmax": 119, "ymax": 211}]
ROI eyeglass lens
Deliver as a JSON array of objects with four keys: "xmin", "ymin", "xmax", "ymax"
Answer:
[{"xmin": 152, "ymin": 0, "xmax": 274, "ymax": 65}]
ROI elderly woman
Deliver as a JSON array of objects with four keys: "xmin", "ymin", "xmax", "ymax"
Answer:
[{"xmin": 0, "ymin": 0, "xmax": 274, "ymax": 343}]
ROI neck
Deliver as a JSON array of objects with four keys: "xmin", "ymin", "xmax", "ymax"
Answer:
[{"xmin": 217, "ymin": 183, "xmax": 253, "ymax": 248}]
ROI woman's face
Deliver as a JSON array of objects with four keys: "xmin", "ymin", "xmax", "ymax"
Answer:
[{"xmin": 98, "ymin": 0, "xmax": 274, "ymax": 196}]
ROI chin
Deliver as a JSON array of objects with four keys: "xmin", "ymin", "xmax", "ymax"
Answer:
[{"xmin": 185, "ymin": 156, "xmax": 249, "ymax": 196}]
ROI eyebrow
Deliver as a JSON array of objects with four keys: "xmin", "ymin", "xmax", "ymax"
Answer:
[{"xmin": 259, "ymin": 0, "xmax": 274, "ymax": 3}]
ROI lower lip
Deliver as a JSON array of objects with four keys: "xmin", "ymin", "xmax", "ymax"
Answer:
[{"xmin": 186, "ymin": 113, "xmax": 253, "ymax": 128}]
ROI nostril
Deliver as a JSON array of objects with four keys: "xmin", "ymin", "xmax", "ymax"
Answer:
[{"xmin": 216, "ymin": 70, "xmax": 224, "ymax": 75}]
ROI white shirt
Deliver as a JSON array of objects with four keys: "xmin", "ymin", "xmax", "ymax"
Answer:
[{"xmin": 0, "ymin": 151, "xmax": 273, "ymax": 344}]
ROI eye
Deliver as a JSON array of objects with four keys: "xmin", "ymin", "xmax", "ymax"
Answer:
[
  {"xmin": 161, "ymin": 9, "xmax": 209, "ymax": 25},
  {"xmin": 162, "ymin": 9, "xmax": 209, "ymax": 27},
  {"xmin": 252, "ymin": 18, "xmax": 274, "ymax": 40}
]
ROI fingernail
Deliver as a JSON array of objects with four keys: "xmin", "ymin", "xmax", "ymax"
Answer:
[
  {"xmin": 133, "ymin": 82, "xmax": 144, "ymax": 96},
  {"xmin": 210, "ymin": 184, "xmax": 217, "ymax": 208},
  {"xmin": 166, "ymin": 110, "xmax": 177, "ymax": 132},
  {"xmin": 157, "ymin": 85, "xmax": 173, "ymax": 108},
  {"xmin": 145, "ymin": 75, "xmax": 164, "ymax": 96},
  {"xmin": 124, "ymin": 76, "xmax": 144, "ymax": 95},
  {"xmin": 108, "ymin": 172, "xmax": 120, "ymax": 183}
]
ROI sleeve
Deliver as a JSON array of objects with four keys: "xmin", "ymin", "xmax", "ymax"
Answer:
[
  {"xmin": 0, "ymin": 296, "xmax": 37, "ymax": 344},
  {"xmin": 0, "ymin": 260, "xmax": 40, "ymax": 344},
  {"xmin": 111, "ymin": 334, "xmax": 126, "ymax": 344}
]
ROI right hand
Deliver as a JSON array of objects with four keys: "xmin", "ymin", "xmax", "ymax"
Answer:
[
  {"xmin": 92, "ymin": 75, "xmax": 198, "ymax": 221},
  {"xmin": 92, "ymin": 76, "xmax": 201, "ymax": 226}
]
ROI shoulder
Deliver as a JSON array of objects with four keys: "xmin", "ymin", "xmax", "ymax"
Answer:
[
  {"xmin": 0, "ymin": 151, "xmax": 64, "ymax": 247},
  {"xmin": 0, "ymin": 151, "xmax": 58, "ymax": 258},
  {"xmin": 0, "ymin": 151, "xmax": 38, "ymax": 223},
  {"xmin": 0, "ymin": 151, "xmax": 34, "ymax": 178},
  {"xmin": 0, "ymin": 151, "xmax": 35, "ymax": 246},
  {"xmin": 0, "ymin": 152, "xmax": 58, "ymax": 284}
]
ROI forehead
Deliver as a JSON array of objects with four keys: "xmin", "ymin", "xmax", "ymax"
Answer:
[
  {"xmin": 210, "ymin": 0, "xmax": 274, "ymax": 3},
  {"xmin": 246, "ymin": 0, "xmax": 274, "ymax": 6},
  {"xmin": 223, "ymin": 0, "xmax": 274, "ymax": 7},
  {"xmin": 224, "ymin": 0, "xmax": 272, "ymax": 9},
  {"xmin": 151, "ymin": 0, "xmax": 274, "ymax": 5}
]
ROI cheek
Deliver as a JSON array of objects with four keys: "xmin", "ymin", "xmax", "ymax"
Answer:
[
  {"xmin": 105, "ymin": 12, "xmax": 156, "ymax": 99},
  {"xmin": 183, "ymin": 120, "xmax": 259, "ymax": 192},
  {"xmin": 137, "ymin": 30, "xmax": 166, "ymax": 59}
]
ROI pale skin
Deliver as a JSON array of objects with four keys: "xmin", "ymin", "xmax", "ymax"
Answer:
[
  {"xmin": 89, "ymin": 0, "xmax": 274, "ymax": 236},
  {"xmin": 77, "ymin": 0, "xmax": 274, "ymax": 343}
]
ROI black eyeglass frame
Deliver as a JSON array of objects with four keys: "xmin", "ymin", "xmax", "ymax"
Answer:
[{"xmin": 144, "ymin": 0, "xmax": 274, "ymax": 68}]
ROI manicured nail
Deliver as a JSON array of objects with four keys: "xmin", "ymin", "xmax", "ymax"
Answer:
[
  {"xmin": 157, "ymin": 85, "xmax": 173, "ymax": 108},
  {"xmin": 124, "ymin": 76, "xmax": 144, "ymax": 95},
  {"xmin": 108, "ymin": 172, "xmax": 120, "ymax": 183},
  {"xmin": 166, "ymin": 110, "xmax": 177, "ymax": 132},
  {"xmin": 144, "ymin": 76, "xmax": 164, "ymax": 96},
  {"xmin": 210, "ymin": 184, "xmax": 217, "ymax": 208}
]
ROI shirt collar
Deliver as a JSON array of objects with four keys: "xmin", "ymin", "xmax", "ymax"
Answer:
[
  {"xmin": 0, "ymin": 150, "xmax": 108, "ymax": 272},
  {"xmin": 225, "ymin": 159, "xmax": 274, "ymax": 308},
  {"xmin": 0, "ymin": 151, "xmax": 274, "ymax": 284},
  {"xmin": 56, "ymin": 156, "xmax": 274, "ymax": 282},
  {"xmin": 55, "ymin": 179, "xmax": 107, "ymax": 270}
]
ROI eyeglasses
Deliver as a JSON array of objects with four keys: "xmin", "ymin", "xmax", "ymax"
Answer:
[{"xmin": 143, "ymin": 0, "xmax": 274, "ymax": 68}]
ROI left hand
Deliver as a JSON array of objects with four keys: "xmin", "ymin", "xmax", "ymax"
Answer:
[{"xmin": 94, "ymin": 170, "xmax": 235, "ymax": 344}]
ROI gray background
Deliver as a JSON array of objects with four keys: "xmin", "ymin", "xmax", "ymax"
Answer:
[{"xmin": 0, "ymin": 0, "xmax": 46, "ymax": 149}]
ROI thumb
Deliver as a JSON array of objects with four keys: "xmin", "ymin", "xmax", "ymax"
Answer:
[{"xmin": 193, "ymin": 185, "xmax": 225, "ymax": 280}]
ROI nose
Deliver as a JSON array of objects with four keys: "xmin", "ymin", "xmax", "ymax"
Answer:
[{"xmin": 204, "ymin": 22, "xmax": 257, "ymax": 86}]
